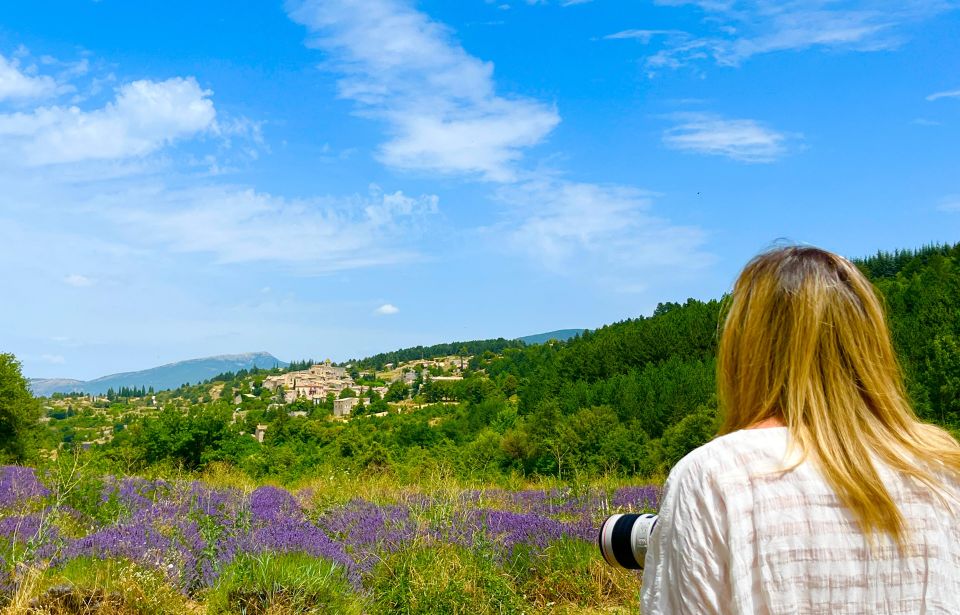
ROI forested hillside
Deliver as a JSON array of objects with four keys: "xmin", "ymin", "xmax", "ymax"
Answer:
[
  {"xmin": 352, "ymin": 338, "xmax": 525, "ymax": 371},
  {"xmin": 863, "ymin": 244, "xmax": 960, "ymax": 425},
  {"xmin": 7, "ymin": 244, "xmax": 960, "ymax": 483}
]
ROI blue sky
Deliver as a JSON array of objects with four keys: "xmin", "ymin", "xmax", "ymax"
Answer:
[{"xmin": 2, "ymin": 0, "xmax": 959, "ymax": 380}]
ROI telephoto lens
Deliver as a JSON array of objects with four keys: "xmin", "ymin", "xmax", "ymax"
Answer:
[{"xmin": 597, "ymin": 513, "xmax": 658, "ymax": 569}]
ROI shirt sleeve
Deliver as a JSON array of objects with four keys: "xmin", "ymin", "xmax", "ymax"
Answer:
[{"xmin": 640, "ymin": 453, "xmax": 731, "ymax": 615}]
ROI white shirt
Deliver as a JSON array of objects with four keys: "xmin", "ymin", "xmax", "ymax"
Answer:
[{"xmin": 640, "ymin": 427, "xmax": 960, "ymax": 615}]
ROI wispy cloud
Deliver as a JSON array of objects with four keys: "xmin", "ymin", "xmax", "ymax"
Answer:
[
  {"xmin": 0, "ymin": 41, "xmax": 443, "ymax": 280},
  {"xmin": 63, "ymin": 274, "xmax": 94, "ymax": 287},
  {"xmin": 107, "ymin": 184, "xmax": 439, "ymax": 271},
  {"xmin": 662, "ymin": 113, "xmax": 797, "ymax": 162},
  {"xmin": 604, "ymin": 29, "xmax": 686, "ymax": 43},
  {"xmin": 375, "ymin": 303, "xmax": 400, "ymax": 315},
  {"xmin": 287, "ymin": 0, "xmax": 714, "ymax": 284},
  {"xmin": 0, "ymin": 77, "xmax": 216, "ymax": 166},
  {"xmin": 927, "ymin": 89, "xmax": 960, "ymax": 101},
  {"xmin": 938, "ymin": 195, "xmax": 960, "ymax": 212},
  {"xmin": 608, "ymin": 1, "xmax": 957, "ymax": 71},
  {"xmin": 0, "ymin": 53, "xmax": 58, "ymax": 101},
  {"xmin": 286, "ymin": 0, "xmax": 560, "ymax": 181},
  {"xmin": 496, "ymin": 178, "xmax": 710, "ymax": 284}
]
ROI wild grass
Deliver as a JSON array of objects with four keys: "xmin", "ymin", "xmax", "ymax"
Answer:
[
  {"xmin": 205, "ymin": 552, "xmax": 363, "ymax": 614},
  {"xmin": 1, "ymin": 558, "xmax": 192, "ymax": 615},
  {"xmin": 1, "ymin": 461, "xmax": 651, "ymax": 614}
]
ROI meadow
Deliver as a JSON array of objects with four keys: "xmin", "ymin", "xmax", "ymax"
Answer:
[{"xmin": 0, "ymin": 461, "xmax": 654, "ymax": 614}]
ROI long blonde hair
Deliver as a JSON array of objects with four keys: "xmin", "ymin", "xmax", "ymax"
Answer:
[{"xmin": 718, "ymin": 245, "xmax": 960, "ymax": 545}]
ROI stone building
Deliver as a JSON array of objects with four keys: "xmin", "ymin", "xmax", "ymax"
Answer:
[
  {"xmin": 262, "ymin": 360, "xmax": 356, "ymax": 405},
  {"xmin": 334, "ymin": 397, "xmax": 359, "ymax": 418}
]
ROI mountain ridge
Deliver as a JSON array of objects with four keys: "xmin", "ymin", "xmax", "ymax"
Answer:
[
  {"xmin": 29, "ymin": 351, "xmax": 287, "ymax": 397},
  {"xmin": 517, "ymin": 329, "xmax": 586, "ymax": 345},
  {"xmin": 29, "ymin": 328, "xmax": 586, "ymax": 397}
]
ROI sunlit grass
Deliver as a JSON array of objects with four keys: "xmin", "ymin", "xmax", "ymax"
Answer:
[
  {"xmin": 205, "ymin": 552, "xmax": 363, "ymax": 615},
  {"xmin": 2, "ymin": 558, "xmax": 191, "ymax": 615},
  {"xmin": 0, "ymin": 462, "xmax": 651, "ymax": 614}
]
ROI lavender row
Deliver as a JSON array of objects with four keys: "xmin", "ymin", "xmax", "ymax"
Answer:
[{"xmin": 0, "ymin": 465, "xmax": 660, "ymax": 595}]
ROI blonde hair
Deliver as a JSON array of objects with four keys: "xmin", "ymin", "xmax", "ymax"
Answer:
[{"xmin": 718, "ymin": 245, "xmax": 960, "ymax": 545}]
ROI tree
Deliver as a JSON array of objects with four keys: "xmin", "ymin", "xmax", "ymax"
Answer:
[
  {"xmin": 501, "ymin": 374, "xmax": 519, "ymax": 398},
  {"xmin": 134, "ymin": 405, "xmax": 234, "ymax": 469},
  {"xmin": 0, "ymin": 353, "xmax": 42, "ymax": 462},
  {"xmin": 385, "ymin": 380, "xmax": 409, "ymax": 402}
]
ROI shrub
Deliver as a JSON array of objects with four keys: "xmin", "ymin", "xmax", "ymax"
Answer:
[
  {"xmin": 5, "ymin": 557, "xmax": 190, "ymax": 615},
  {"xmin": 368, "ymin": 543, "xmax": 529, "ymax": 615},
  {"xmin": 205, "ymin": 552, "xmax": 362, "ymax": 614}
]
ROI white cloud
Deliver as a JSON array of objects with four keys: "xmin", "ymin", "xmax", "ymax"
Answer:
[
  {"xmin": 524, "ymin": 0, "xmax": 594, "ymax": 5},
  {"xmin": 610, "ymin": 1, "xmax": 957, "ymax": 70},
  {"xmin": 375, "ymin": 303, "xmax": 400, "ymax": 315},
  {"xmin": 287, "ymin": 0, "xmax": 560, "ymax": 181},
  {"xmin": 496, "ymin": 178, "xmax": 710, "ymax": 283},
  {"xmin": 927, "ymin": 89, "xmax": 960, "ymax": 101},
  {"xmin": 0, "ymin": 77, "xmax": 216, "ymax": 165},
  {"xmin": 63, "ymin": 273, "xmax": 94, "ymax": 287},
  {"xmin": 39, "ymin": 354, "xmax": 66, "ymax": 364},
  {"xmin": 101, "ymin": 183, "xmax": 439, "ymax": 271},
  {"xmin": 662, "ymin": 114, "xmax": 796, "ymax": 162},
  {"xmin": 604, "ymin": 29, "xmax": 686, "ymax": 43},
  {"xmin": 0, "ymin": 54, "xmax": 58, "ymax": 101},
  {"xmin": 285, "ymin": 1, "xmax": 714, "ymax": 282},
  {"xmin": 937, "ymin": 195, "xmax": 960, "ymax": 212}
]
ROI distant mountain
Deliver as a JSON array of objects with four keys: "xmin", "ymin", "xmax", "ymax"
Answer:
[
  {"xmin": 518, "ymin": 329, "xmax": 586, "ymax": 345},
  {"xmin": 27, "ymin": 378, "xmax": 87, "ymax": 396},
  {"xmin": 29, "ymin": 352, "xmax": 287, "ymax": 397}
]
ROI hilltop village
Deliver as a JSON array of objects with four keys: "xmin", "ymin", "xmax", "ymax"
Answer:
[
  {"xmin": 262, "ymin": 358, "xmax": 467, "ymax": 413},
  {"xmin": 38, "ymin": 355, "xmax": 473, "ymax": 451}
]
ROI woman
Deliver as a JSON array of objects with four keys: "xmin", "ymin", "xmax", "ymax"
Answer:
[{"xmin": 640, "ymin": 245, "xmax": 960, "ymax": 614}]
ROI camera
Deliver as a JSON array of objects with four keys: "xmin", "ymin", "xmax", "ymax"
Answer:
[{"xmin": 597, "ymin": 513, "xmax": 658, "ymax": 569}]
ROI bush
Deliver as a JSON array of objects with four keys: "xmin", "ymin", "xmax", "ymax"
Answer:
[
  {"xmin": 205, "ymin": 552, "xmax": 362, "ymax": 615},
  {"xmin": 368, "ymin": 543, "xmax": 529, "ymax": 615},
  {"xmin": 508, "ymin": 538, "xmax": 639, "ymax": 610},
  {"xmin": 6, "ymin": 558, "xmax": 190, "ymax": 615}
]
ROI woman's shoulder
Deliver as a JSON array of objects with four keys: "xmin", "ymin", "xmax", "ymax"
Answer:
[{"xmin": 664, "ymin": 427, "xmax": 790, "ymax": 490}]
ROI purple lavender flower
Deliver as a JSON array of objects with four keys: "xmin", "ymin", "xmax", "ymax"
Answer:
[
  {"xmin": 0, "ymin": 466, "xmax": 49, "ymax": 509},
  {"xmin": 249, "ymin": 486, "xmax": 301, "ymax": 525},
  {"xmin": 612, "ymin": 485, "xmax": 661, "ymax": 511},
  {"xmin": 316, "ymin": 499, "xmax": 418, "ymax": 576},
  {"xmin": 12, "ymin": 472, "xmax": 662, "ymax": 599},
  {"xmin": 0, "ymin": 513, "xmax": 44, "ymax": 543},
  {"xmin": 58, "ymin": 521, "xmax": 173, "ymax": 570}
]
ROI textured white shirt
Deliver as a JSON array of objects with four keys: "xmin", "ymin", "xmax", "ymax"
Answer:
[{"xmin": 640, "ymin": 427, "xmax": 960, "ymax": 614}]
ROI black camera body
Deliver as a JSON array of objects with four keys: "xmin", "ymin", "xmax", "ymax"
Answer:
[{"xmin": 598, "ymin": 513, "xmax": 659, "ymax": 569}]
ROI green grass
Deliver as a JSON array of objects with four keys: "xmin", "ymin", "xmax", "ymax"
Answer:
[
  {"xmin": 368, "ymin": 543, "xmax": 531, "ymax": 615},
  {"xmin": 507, "ymin": 538, "xmax": 639, "ymax": 609},
  {"xmin": 204, "ymin": 552, "xmax": 363, "ymax": 615},
  {"xmin": 3, "ymin": 557, "xmax": 191, "ymax": 615}
]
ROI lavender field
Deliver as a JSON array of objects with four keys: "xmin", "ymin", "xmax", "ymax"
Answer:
[{"xmin": 0, "ymin": 464, "xmax": 658, "ymax": 614}]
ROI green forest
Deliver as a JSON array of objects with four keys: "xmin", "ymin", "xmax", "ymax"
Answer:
[{"xmin": 3, "ymin": 243, "xmax": 960, "ymax": 484}]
